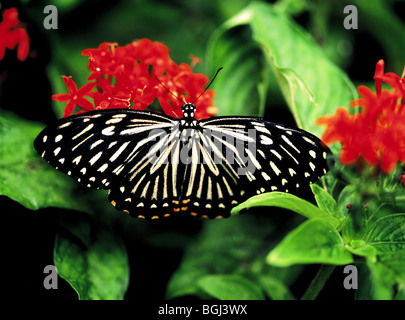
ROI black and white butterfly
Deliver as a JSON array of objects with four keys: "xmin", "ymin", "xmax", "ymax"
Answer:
[{"xmin": 34, "ymin": 102, "xmax": 331, "ymax": 219}]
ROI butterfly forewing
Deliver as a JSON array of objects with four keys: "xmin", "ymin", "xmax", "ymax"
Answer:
[
  {"xmin": 34, "ymin": 109, "xmax": 177, "ymax": 190},
  {"xmin": 34, "ymin": 107, "xmax": 331, "ymax": 219}
]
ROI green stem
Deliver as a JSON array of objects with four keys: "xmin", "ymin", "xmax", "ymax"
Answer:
[{"xmin": 301, "ymin": 265, "xmax": 336, "ymax": 300}]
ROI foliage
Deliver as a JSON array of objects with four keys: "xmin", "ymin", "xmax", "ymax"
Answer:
[{"xmin": 1, "ymin": 0, "xmax": 404, "ymax": 301}]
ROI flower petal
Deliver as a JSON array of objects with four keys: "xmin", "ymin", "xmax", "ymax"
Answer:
[{"xmin": 63, "ymin": 100, "xmax": 77, "ymax": 117}]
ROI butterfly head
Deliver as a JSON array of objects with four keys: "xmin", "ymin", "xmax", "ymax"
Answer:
[
  {"xmin": 180, "ymin": 103, "xmax": 197, "ymax": 127},
  {"xmin": 181, "ymin": 103, "xmax": 196, "ymax": 119}
]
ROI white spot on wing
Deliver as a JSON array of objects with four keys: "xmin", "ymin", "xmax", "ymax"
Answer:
[
  {"xmin": 270, "ymin": 149, "xmax": 282, "ymax": 160},
  {"xmin": 288, "ymin": 168, "xmax": 296, "ymax": 176},
  {"xmin": 73, "ymin": 123, "xmax": 94, "ymax": 140},
  {"xmin": 72, "ymin": 156, "xmax": 82, "ymax": 165},
  {"xmin": 98, "ymin": 163, "xmax": 108, "ymax": 173},
  {"xmin": 260, "ymin": 135, "xmax": 273, "ymax": 145},
  {"xmin": 110, "ymin": 141, "xmax": 130, "ymax": 162},
  {"xmin": 270, "ymin": 161, "xmax": 281, "ymax": 176},
  {"xmin": 102, "ymin": 126, "xmax": 115, "ymax": 136},
  {"xmin": 57, "ymin": 122, "xmax": 72, "ymax": 129},
  {"xmin": 303, "ymin": 136, "xmax": 317, "ymax": 146},
  {"xmin": 90, "ymin": 139, "xmax": 104, "ymax": 150},
  {"xmin": 255, "ymin": 126, "xmax": 271, "ymax": 135},
  {"xmin": 106, "ymin": 118, "xmax": 123, "ymax": 124},
  {"xmin": 89, "ymin": 151, "xmax": 103, "ymax": 166},
  {"xmin": 261, "ymin": 171, "xmax": 271, "ymax": 181},
  {"xmin": 281, "ymin": 135, "xmax": 301, "ymax": 153}
]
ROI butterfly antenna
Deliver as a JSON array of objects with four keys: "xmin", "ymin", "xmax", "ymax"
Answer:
[
  {"xmin": 171, "ymin": 111, "xmax": 180, "ymax": 119},
  {"xmin": 192, "ymin": 67, "xmax": 223, "ymax": 104},
  {"xmin": 153, "ymin": 75, "xmax": 185, "ymax": 104}
]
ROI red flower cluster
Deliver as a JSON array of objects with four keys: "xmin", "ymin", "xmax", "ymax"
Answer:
[
  {"xmin": 0, "ymin": 8, "xmax": 29, "ymax": 61},
  {"xmin": 53, "ymin": 39, "xmax": 218, "ymax": 119},
  {"xmin": 317, "ymin": 60, "xmax": 405, "ymax": 173}
]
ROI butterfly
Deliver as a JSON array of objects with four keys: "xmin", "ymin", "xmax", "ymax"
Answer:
[{"xmin": 34, "ymin": 102, "xmax": 331, "ymax": 219}]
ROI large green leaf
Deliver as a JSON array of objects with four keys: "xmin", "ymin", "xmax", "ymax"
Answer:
[
  {"xmin": 266, "ymin": 219, "xmax": 353, "ymax": 267},
  {"xmin": 344, "ymin": 213, "xmax": 405, "ymax": 262},
  {"xmin": 207, "ymin": 2, "xmax": 357, "ymax": 137},
  {"xmin": 364, "ymin": 214, "xmax": 405, "ymax": 254},
  {"xmin": 0, "ymin": 112, "xmax": 91, "ymax": 212},
  {"xmin": 198, "ymin": 274, "xmax": 265, "ymax": 300},
  {"xmin": 54, "ymin": 214, "xmax": 129, "ymax": 300},
  {"xmin": 206, "ymin": 32, "xmax": 269, "ymax": 116},
  {"xmin": 231, "ymin": 191, "xmax": 340, "ymax": 228}
]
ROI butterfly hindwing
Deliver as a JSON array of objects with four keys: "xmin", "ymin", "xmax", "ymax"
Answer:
[{"xmin": 108, "ymin": 127, "xmax": 188, "ymax": 219}]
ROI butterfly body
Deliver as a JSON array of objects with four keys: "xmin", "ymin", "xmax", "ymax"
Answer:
[{"xmin": 34, "ymin": 103, "xmax": 330, "ymax": 219}]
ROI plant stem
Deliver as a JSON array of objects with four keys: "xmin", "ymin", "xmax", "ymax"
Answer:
[{"xmin": 301, "ymin": 265, "xmax": 336, "ymax": 300}]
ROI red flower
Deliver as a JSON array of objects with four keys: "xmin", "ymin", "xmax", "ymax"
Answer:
[
  {"xmin": 53, "ymin": 39, "xmax": 217, "ymax": 120},
  {"xmin": 93, "ymin": 78, "xmax": 132, "ymax": 110},
  {"xmin": 52, "ymin": 76, "xmax": 96, "ymax": 117},
  {"xmin": 0, "ymin": 8, "xmax": 29, "ymax": 61},
  {"xmin": 317, "ymin": 60, "xmax": 405, "ymax": 173},
  {"xmin": 189, "ymin": 54, "xmax": 202, "ymax": 68}
]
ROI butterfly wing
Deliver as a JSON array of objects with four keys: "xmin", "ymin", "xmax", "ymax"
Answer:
[{"xmin": 196, "ymin": 116, "xmax": 331, "ymax": 215}]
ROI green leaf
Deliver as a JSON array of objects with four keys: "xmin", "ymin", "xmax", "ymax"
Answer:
[
  {"xmin": 266, "ymin": 219, "xmax": 353, "ymax": 267},
  {"xmin": 0, "ymin": 112, "xmax": 91, "ymax": 212},
  {"xmin": 54, "ymin": 214, "xmax": 129, "ymax": 300},
  {"xmin": 231, "ymin": 192, "xmax": 339, "ymax": 228},
  {"xmin": 364, "ymin": 214, "xmax": 405, "ymax": 254},
  {"xmin": 257, "ymin": 274, "xmax": 295, "ymax": 300},
  {"xmin": 206, "ymin": 32, "xmax": 269, "ymax": 116},
  {"xmin": 362, "ymin": 252, "xmax": 405, "ymax": 300},
  {"xmin": 311, "ymin": 184, "xmax": 344, "ymax": 219},
  {"xmin": 346, "ymin": 214, "xmax": 405, "ymax": 262},
  {"xmin": 198, "ymin": 274, "xmax": 265, "ymax": 300},
  {"xmin": 377, "ymin": 252, "xmax": 405, "ymax": 288},
  {"xmin": 207, "ymin": 2, "xmax": 357, "ymax": 136},
  {"xmin": 166, "ymin": 214, "xmax": 286, "ymax": 299}
]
